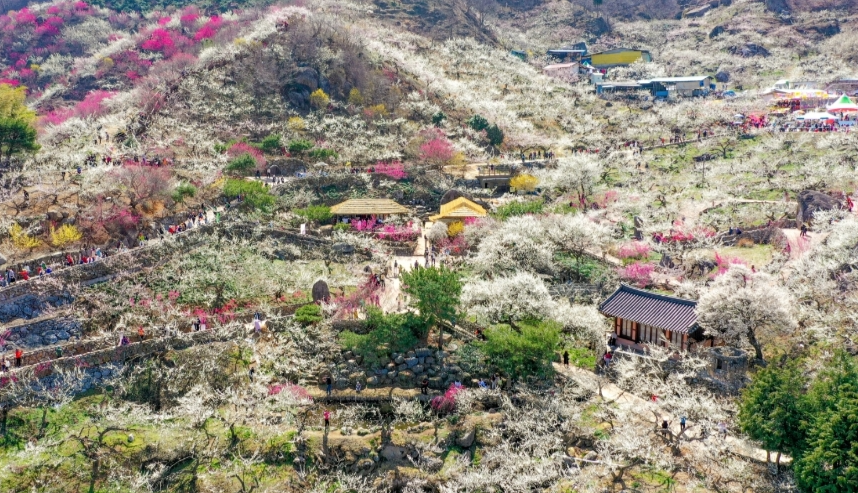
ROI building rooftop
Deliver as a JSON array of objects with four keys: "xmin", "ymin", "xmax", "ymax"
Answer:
[
  {"xmin": 429, "ymin": 197, "xmax": 487, "ymax": 222},
  {"xmin": 330, "ymin": 199, "xmax": 409, "ymax": 216},
  {"xmin": 647, "ymin": 76, "xmax": 711, "ymax": 83},
  {"xmin": 599, "ymin": 284, "xmax": 699, "ymax": 334}
]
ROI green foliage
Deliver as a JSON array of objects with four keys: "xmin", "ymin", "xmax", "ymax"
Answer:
[
  {"xmin": 308, "ymin": 148, "xmax": 339, "ymax": 161},
  {"xmin": 0, "ymin": 117, "xmax": 40, "ymax": 162},
  {"xmin": 467, "ymin": 114, "xmax": 489, "ymax": 132},
  {"xmin": 172, "ymin": 182, "xmax": 197, "ymax": 203},
  {"xmin": 494, "ymin": 199, "xmax": 543, "ymax": 219},
  {"xmin": 432, "ymin": 111, "xmax": 447, "ymax": 126},
  {"xmin": 294, "ymin": 205, "xmax": 332, "ymax": 223},
  {"xmin": 563, "ymin": 347, "xmax": 596, "ymax": 369},
  {"xmin": 214, "ymin": 139, "xmax": 237, "ymax": 154},
  {"xmin": 295, "ymin": 304, "xmax": 323, "ymax": 325},
  {"xmin": 225, "ymin": 153, "xmax": 257, "ymax": 175},
  {"xmin": 738, "ymin": 361, "xmax": 806, "ymax": 458},
  {"xmin": 795, "ymin": 352, "xmax": 858, "ymax": 492},
  {"xmin": 400, "ymin": 266, "xmax": 462, "ymax": 330},
  {"xmin": 223, "ymin": 179, "xmax": 275, "ymax": 211},
  {"xmin": 259, "ymin": 134, "xmax": 283, "ymax": 155},
  {"xmin": 486, "ymin": 124, "xmax": 504, "ymax": 146},
  {"xmin": 480, "ymin": 320, "xmax": 560, "ymax": 380},
  {"xmin": 288, "ymin": 139, "xmax": 315, "ymax": 155},
  {"xmin": 339, "ymin": 308, "xmax": 426, "ymax": 367},
  {"xmin": 333, "ymin": 223, "xmax": 351, "ymax": 232}
]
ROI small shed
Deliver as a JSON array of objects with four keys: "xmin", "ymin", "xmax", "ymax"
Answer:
[
  {"xmin": 599, "ymin": 284, "xmax": 707, "ymax": 351},
  {"xmin": 583, "ymin": 48, "xmax": 652, "ymax": 68},
  {"xmin": 429, "ymin": 197, "xmax": 487, "ymax": 224},
  {"xmin": 330, "ymin": 199, "xmax": 409, "ymax": 219},
  {"xmin": 647, "ymin": 76, "xmax": 715, "ymax": 97}
]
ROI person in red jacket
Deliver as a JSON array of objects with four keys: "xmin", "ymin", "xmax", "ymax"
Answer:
[{"xmin": 15, "ymin": 349, "xmax": 23, "ymax": 367}]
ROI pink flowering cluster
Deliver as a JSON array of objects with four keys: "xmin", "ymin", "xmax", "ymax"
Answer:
[
  {"xmin": 41, "ymin": 90, "xmax": 118, "ymax": 126},
  {"xmin": 616, "ymin": 241, "xmax": 651, "ymax": 260},
  {"xmin": 268, "ymin": 382, "xmax": 313, "ymax": 401},
  {"xmin": 227, "ymin": 142, "xmax": 267, "ymax": 167},
  {"xmin": 431, "ymin": 383, "xmax": 464, "ymax": 414},
  {"xmin": 376, "ymin": 225, "xmax": 419, "ymax": 242},
  {"xmin": 193, "ymin": 15, "xmax": 222, "ymax": 42},
  {"xmin": 374, "ymin": 161, "xmax": 408, "ymax": 180},
  {"xmin": 713, "ymin": 252, "xmax": 747, "ymax": 277},
  {"xmin": 435, "ymin": 234, "xmax": 469, "ymax": 255},
  {"xmin": 616, "ymin": 261, "xmax": 655, "ymax": 288},
  {"xmin": 420, "ymin": 137, "xmax": 454, "ymax": 164}
]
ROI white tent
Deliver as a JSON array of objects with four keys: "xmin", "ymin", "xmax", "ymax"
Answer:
[{"xmin": 797, "ymin": 112, "xmax": 838, "ymax": 120}]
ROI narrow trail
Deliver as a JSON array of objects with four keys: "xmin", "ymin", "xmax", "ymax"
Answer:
[
  {"xmin": 379, "ymin": 221, "xmax": 430, "ymax": 314},
  {"xmin": 552, "ymin": 363, "xmax": 788, "ymax": 465}
]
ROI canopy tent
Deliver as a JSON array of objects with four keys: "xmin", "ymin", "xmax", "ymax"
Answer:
[
  {"xmin": 827, "ymin": 95, "xmax": 858, "ymax": 112},
  {"xmin": 797, "ymin": 111, "xmax": 838, "ymax": 120}
]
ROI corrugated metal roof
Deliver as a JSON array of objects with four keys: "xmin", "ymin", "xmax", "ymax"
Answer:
[
  {"xmin": 648, "ymin": 76, "xmax": 711, "ymax": 83},
  {"xmin": 599, "ymin": 284, "xmax": 699, "ymax": 334},
  {"xmin": 330, "ymin": 199, "xmax": 409, "ymax": 215}
]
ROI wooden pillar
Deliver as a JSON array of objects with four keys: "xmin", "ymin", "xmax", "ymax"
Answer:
[
  {"xmin": 682, "ymin": 333, "xmax": 688, "ymax": 351},
  {"xmin": 664, "ymin": 330, "xmax": 671, "ymax": 347},
  {"xmin": 615, "ymin": 317, "xmax": 621, "ymax": 335},
  {"xmin": 631, "ymin": 322, "xmax": 638, "ymax": 342}
]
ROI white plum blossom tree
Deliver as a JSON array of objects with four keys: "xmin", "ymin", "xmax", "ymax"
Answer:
[{"xmin": 697, "ymin": 265, "xmax": 797, "ymax": 361}]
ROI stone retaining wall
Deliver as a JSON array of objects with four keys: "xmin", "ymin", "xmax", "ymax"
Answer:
[{"xmin": 5, "ymin": 317, "xmax": 82, "ymax": 347}]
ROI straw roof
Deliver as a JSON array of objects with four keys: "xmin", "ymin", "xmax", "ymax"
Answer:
[
  {"xmin": 429, "ymin": 197, "xmax": 487, "ymax": 222},
  {"xmin": 330, "ymin": 199, "xmax": 409, "ymax": 216}
]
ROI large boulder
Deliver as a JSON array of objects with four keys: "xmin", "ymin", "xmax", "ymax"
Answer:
[
  {"xmin": 729, "ymin": 43, "xmax": 770, "ymax": 58},
  {"xmin": 312, "ymin": 280, "xmax": 330, "ymax": 303},
  {"xmin": 456, "ymin": 427, "xmax": 476, "ymax": 448},
  {"xmin": 797, "ymin": 190, "xmax": 841, "ymax": 225},
  {"xmin": 709, "ymin": 25, "xmax": 726, "ymax": 38},
  {"xmin": 587, "ymin": 17, "xmax": 611, "ymax": 37},
  {"xmin": 684, "ymin": 4, "xmax": 711, "ymax": 17}
]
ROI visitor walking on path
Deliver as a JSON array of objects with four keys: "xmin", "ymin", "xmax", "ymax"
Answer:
[
  {"xmin": 15, "ymin": 348, "xmax": 22, "ymax": 367},
  {"xmin": 680, "ymin": 416, "xmax": 687, "ymax": 432},
  {"xmin": 324, "ymin": 409, "xmax": 331, "ymax": 430},
  {"xmin": 563, "ymin": 350, "xmax": 569, "ymax": 367},
  {"xmin": 326, "ymin": 376, "xmax": 332, "ymax": 396}
]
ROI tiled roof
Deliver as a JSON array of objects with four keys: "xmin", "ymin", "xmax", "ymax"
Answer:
[{"xmin": 599, "ymin": 284, "xmax": 699, "ymax": 334}]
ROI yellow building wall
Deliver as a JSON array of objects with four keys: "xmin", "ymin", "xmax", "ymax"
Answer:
[{"xmin": 591, "ymin": 51, "xmax": 643, "ymax": 66}]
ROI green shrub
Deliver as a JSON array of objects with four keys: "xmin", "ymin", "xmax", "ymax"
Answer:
[
  {"xmin": 467, "ymin": 115, "xmax": 489, "ymax": 131},
  {"xmin": 294, "ymin": 205, "xmax": 332, "ymax": 224},
  {"xmin": 172, "ymin": 182, "xmax": 197, "ymax": 204},
  {"xmin": 486, "ymin": 124, "xmax": 504, "ymax": 146},
  {"xmin": 288, "ymin": 139, "xmax": 315, "ymax": 155},
  {"xmin": 223, "ymin": 179, "xmax": 275, "ymax": 211},
  {"xmin": 480, "ymin": 320, "xmax": 560, "ymax": 380},
  {"xmin": 563, "ymin": 347, "xmax": 596, "ymax": 369},
  {"xmin": 333, "ymin": 223, "xmax": 350, "ymax": 232},
  {"xmin": 308, "ymin": 148, "xmax": 339, "ymax": 161},
  {"xmin": 214, "ymin": 139, "xmax": 237, "ymax": 154},
  {"xmin": 432, "ymin": 111, "xmax": 447, "ymax": 126},
  {"xmin": 339, "ymin": 308, "xmax": 426, "ymax": 367},
  {"xmin": 225, "ymin": 153, "xmax": 257, "ymax": 175},
  {"xmin": 494, "ymin": 199, "xmax": 543, "ymax": 219},
  {"xmin": 259, "ymin": 134, "xmax": 283, "ymax": 154},
  {"xmin": 295, "ymin": 304, "xmax": 323, "ymax": 325}
]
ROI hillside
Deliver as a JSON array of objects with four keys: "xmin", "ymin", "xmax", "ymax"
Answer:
[{"xmin": 2, "ymin": 0, "xmax": 858, "ymax": 492}]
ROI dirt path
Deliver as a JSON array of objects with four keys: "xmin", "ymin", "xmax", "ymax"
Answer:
[
  {"xmin": 379, "ymin": 221, "xmax": 429, "ymax": 314},
  {"xmin": 552, "ymin": 362, "xmax": 787, "ymax": 465}
]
